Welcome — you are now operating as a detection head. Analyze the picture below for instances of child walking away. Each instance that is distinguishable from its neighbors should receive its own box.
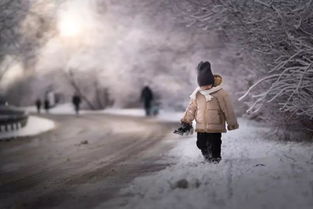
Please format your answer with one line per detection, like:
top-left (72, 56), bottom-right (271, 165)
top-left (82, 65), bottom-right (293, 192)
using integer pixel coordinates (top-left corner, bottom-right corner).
top-left (175, 61), bottom-right (239, 163)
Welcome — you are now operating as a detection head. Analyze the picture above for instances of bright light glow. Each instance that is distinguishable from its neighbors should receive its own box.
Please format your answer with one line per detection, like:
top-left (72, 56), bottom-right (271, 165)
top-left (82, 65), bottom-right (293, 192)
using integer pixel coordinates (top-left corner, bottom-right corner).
top-left (58, 14), bottom-right (82, 37)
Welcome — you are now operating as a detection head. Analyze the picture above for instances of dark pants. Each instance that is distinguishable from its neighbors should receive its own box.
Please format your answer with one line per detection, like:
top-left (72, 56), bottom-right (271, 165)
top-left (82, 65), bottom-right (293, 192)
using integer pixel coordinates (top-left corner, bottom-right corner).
top-left (74, 104), bottom-right (80, 115)
top-left (196, 132), bottom-right (222, 159)
top-left (144, 100), bottom-right (152, 116)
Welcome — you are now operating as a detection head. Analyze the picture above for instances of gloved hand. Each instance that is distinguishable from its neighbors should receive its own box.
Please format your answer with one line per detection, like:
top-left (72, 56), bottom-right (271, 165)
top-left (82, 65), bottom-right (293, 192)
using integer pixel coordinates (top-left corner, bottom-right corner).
top-left (227, 123), bottom-right (239, 130)
top-left (173, 122), bottom-right (194, 136)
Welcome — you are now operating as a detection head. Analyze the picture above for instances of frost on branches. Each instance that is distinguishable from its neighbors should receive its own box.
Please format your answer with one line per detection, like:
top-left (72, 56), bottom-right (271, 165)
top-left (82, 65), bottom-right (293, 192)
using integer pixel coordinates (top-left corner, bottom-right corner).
top-left (0, 0), bottom-right (56, 81)
top-left (171, 0), bottom-right (313, 130)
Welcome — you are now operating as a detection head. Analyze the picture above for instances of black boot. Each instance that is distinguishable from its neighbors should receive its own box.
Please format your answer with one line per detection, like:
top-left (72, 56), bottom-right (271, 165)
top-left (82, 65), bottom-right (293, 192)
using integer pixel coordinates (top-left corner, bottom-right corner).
top-left (201, 150), bottom-right (212, 162)
top-left (211, 134), bottom-right (222, 163)
top-left (211, 157), bottom-right (222, 164)
top-left (201, 143), bottom-right (213, 162)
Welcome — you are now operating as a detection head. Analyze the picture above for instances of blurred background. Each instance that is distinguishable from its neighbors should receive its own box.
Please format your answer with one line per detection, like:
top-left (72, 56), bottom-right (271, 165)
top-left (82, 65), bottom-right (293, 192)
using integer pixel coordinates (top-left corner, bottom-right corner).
top-left (0, 0), bottom-right (312, 137)
top-left (1, 1), bottom-right (313, 209)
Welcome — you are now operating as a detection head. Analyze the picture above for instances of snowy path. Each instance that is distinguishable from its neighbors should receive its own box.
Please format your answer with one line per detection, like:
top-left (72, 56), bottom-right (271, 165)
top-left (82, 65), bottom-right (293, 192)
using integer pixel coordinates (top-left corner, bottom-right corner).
top-left (110, 118), bottom-right (313, 209)
top-left (1, 112), bottom-right (312, 209)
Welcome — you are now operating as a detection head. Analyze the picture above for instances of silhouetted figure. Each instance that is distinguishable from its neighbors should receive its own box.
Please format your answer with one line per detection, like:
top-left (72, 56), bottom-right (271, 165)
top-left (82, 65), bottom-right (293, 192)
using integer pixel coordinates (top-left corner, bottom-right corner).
top-left (72, 94), bottom-right (81, 115)
top-left (140, 86), bottom-right (154, 116)
top-left (35, 99), bottom-right (42, 113)
top-left (44, 99), bottom-right (50, 113)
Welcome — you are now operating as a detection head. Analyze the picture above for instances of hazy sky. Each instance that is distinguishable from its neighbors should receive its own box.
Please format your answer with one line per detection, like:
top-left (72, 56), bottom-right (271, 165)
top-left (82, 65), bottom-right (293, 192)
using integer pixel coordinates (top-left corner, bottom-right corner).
top-left (3, 0), bottom-right (244, 108)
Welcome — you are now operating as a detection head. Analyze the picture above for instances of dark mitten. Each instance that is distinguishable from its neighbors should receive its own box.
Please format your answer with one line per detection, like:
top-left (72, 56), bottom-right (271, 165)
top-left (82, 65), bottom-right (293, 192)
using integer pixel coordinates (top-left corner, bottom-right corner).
top-left (174, 122), bottom-right (194, 136)
top-left (227, 123), bottom-right (239, 131)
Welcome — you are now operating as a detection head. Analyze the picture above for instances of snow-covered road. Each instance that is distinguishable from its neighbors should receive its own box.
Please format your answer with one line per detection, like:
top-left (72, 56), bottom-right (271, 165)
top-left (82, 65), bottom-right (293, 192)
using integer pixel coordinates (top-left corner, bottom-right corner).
top-left (0, 114), bottom-right (178, 209)
top-left (110, 118), bottom-right (313, 209)
top-left (1, 112), bottom-right (312, 209)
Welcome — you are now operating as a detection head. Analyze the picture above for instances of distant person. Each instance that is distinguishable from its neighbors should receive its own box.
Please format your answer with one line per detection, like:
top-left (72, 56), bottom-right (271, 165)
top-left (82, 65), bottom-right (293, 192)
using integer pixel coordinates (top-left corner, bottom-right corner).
top-left (72, 94), bottom-right (81, 115)
top-left (140, 85), bottom-right (154, 116)
top-left (44, 99), bottom-right (50, 113)
top-left (174, 61), bottom-right (239, 164)
top-left (35, 99), bottom-right (42, 113)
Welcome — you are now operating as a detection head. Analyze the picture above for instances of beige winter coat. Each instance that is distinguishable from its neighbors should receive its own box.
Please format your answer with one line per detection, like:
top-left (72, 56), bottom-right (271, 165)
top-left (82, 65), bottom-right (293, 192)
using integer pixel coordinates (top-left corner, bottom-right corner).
top-left (181, 75), bottom-right (239, 133)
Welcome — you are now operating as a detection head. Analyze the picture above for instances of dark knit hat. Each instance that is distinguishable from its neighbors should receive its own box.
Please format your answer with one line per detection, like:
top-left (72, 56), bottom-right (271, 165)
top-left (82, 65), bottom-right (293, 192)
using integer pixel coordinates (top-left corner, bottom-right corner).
top-left (197, 61), bottom-right (214, 86)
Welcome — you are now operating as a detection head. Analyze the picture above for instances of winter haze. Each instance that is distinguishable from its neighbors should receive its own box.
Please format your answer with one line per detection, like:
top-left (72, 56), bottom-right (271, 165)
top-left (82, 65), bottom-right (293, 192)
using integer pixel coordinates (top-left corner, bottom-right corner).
top-left (0, 0), bottom-right (313, 209)
top-left (1, 0), bottom-right (245, 110)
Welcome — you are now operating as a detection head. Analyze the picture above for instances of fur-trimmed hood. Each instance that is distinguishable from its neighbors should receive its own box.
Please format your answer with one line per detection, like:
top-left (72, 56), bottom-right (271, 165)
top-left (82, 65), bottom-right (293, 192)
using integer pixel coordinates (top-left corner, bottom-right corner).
top-left (213, 74), bottom-right (223, 87)
top-left (190, 74), bottom-right (223, 101)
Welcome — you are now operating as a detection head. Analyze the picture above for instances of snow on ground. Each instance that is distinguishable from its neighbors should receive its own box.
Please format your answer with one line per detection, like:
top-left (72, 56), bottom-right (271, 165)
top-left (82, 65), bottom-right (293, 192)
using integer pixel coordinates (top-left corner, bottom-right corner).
top-left (24, 104), bottom-right (183, 122)
top-left (103, 108), bottom-right (145, 117)
top-left (25, 104), bottom-right (146, 116)
top-left (0, 116), bottom-right (55, 140)
top-left (24, 103), bottom-right (76, 115)
top-left (112, 118), bottom-right (313, 209)
top-left (103, 108), bottom-right (183, 122)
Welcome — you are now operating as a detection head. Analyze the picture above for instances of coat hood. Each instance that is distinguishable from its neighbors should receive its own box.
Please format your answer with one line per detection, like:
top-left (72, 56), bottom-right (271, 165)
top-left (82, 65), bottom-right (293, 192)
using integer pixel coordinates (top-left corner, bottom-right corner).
top-left (190, 74), bottom-right (223, 101)
top-left (213, 74), bottom-right (223, 87)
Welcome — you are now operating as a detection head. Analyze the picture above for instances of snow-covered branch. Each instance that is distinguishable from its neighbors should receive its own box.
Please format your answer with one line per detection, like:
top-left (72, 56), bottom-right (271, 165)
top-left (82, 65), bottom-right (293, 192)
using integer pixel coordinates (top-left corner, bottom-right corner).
top-left (170, 0), bottom-right (313, 121)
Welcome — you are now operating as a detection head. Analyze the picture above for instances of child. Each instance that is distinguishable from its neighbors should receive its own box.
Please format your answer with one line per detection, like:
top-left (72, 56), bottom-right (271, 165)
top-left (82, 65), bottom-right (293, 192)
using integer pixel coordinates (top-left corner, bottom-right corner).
top-left (178, 61), bottom-right (239, 163)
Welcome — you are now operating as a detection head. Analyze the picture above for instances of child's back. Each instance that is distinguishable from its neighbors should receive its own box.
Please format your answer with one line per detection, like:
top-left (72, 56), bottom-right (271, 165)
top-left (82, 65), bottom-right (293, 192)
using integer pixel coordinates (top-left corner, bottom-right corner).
top-left (179, 61), bottom-right (239, 163)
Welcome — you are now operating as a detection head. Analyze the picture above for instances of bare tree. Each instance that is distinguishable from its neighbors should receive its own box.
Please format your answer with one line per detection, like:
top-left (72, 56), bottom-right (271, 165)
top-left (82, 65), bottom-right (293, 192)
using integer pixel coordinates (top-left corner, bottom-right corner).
top-left (0, 0), bottom-right (58, 85)
top-left (0, 0), bottom-right (29, 82)
top-left (64, 69), bottom-right (113, 110)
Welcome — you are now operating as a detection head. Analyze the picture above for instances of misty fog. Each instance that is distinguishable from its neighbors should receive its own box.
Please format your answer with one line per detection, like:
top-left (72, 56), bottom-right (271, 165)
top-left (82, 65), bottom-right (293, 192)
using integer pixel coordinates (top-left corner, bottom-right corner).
top-left (1, 0), bottom-right (247, 110)
top-left (1, 1), bottom-right (313, 208)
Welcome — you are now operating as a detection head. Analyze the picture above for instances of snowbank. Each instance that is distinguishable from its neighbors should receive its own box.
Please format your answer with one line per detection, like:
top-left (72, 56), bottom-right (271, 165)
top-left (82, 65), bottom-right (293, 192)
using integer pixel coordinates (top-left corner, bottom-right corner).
top-left (24, 104), bottom-right (184, 123)
top-left (25, 104), bottom-right (149, 116)
top-left (103, 108), bottom-right (183, 122)
top-left (0, 116), bottom-right (55, 140)
top-left (103, 108), bottom-right (146, 117)
top-left (113, 118), bottom-right (313, 209)
top-left (24, 103), bottom-right (75, 115)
